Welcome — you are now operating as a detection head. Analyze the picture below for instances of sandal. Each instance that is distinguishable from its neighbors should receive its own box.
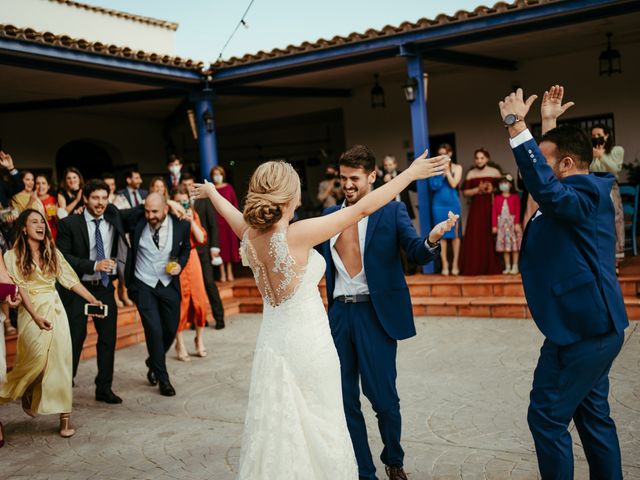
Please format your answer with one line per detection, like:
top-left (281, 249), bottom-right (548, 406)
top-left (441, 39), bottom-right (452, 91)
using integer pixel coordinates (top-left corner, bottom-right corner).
top-left (59, 413), bottom-right (75, 438)
top-left (194, 337), bottom-right (207, 358)
top-left (21, 391), bottom-right (36, 418)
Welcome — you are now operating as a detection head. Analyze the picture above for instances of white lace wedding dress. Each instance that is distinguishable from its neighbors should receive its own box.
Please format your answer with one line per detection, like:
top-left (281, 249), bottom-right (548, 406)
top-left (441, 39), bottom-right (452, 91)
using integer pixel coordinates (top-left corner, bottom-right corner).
top-left (237, 228), bottom-right (357, 479)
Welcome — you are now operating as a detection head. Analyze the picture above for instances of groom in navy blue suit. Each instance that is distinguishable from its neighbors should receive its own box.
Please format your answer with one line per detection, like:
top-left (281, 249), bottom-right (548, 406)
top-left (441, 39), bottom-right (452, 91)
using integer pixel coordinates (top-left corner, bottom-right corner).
top-left (500, 88), bottom-right (628, 479)
top-left (320, 145), bottom-right (457, 480)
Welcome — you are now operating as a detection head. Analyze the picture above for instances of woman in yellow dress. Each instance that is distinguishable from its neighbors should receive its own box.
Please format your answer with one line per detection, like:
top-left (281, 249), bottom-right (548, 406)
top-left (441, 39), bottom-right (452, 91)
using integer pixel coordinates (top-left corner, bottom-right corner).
top-left (10, 170), bottom-right (44, 214)
top-left (0, 209), bottom-right (102, 437)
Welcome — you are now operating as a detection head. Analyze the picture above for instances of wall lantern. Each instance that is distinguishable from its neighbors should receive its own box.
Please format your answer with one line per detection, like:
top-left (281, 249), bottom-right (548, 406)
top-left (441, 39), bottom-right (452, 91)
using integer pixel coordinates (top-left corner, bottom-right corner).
top-left (599, 32), bottom-right (621, 76)
top-left (370, 74), bottom-right (386, 108)
top-left (202, 109), bottom-right (215, 133)
top-left (403, 76), bottom-right (418, 102)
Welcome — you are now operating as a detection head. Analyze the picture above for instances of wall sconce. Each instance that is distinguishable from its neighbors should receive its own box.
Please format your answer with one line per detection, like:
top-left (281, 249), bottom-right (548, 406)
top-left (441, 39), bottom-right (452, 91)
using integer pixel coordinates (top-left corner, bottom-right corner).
top-left (599, 32), bottom-right (621, 76)
top-left (370, 74), bottom-right (385, 108)
top-left (403, 77), bottom-right (418, 102)
top-left (202, 109), bottom-right (215, 133)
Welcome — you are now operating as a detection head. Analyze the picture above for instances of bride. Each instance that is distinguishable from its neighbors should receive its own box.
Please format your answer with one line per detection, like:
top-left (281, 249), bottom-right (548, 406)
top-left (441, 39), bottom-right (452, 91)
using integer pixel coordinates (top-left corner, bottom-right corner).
top-left (191, 151), bottom-right (455, 479)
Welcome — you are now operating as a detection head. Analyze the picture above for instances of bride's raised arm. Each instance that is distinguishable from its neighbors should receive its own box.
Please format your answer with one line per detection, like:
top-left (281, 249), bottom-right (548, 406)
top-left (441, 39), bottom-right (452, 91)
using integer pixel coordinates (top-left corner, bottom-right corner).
top-left (191, 181), bottom-right (247, 238)
top-left (289, 151), bottom-right (449, 250)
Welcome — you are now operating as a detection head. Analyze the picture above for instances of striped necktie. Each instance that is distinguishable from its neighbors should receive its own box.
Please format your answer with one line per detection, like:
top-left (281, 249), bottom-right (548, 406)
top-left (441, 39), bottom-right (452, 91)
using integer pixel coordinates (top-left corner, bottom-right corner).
top-left (93, 218), bottom-right (109, 287)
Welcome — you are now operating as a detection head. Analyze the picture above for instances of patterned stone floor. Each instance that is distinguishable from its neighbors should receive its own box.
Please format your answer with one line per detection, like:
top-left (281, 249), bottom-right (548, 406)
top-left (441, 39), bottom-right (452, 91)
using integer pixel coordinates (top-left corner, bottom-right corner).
top-left (1, 316), bottom-right (638, 480)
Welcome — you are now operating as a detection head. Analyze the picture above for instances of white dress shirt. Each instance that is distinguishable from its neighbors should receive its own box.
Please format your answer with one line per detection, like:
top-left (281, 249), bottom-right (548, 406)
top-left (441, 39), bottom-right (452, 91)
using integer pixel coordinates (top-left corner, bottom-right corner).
top-left (330, 215), bottom-right (369, 298)
top-left (135, 215), bottom-right (174, 288)
top-left (83, 209), bottom-right (114, 281)
top-left (127, 187), bottom-right (143, 206)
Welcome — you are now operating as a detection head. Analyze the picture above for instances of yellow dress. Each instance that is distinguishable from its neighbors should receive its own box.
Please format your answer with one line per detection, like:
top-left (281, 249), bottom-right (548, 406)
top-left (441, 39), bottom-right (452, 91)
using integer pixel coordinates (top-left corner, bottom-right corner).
top-left (10, 192), bottom-right (45, 215)
top-left (0, 249), bottom-right (79, 415)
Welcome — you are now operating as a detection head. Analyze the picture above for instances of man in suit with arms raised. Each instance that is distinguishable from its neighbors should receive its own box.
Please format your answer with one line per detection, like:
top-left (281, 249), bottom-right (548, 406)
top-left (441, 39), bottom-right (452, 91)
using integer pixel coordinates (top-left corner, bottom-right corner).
top-left (499, 86), bottom-right (628, 479)
top-left (57, 179), bottom-right (128, 404)
top-left (125, 192), bottom-right (190, 396)
top-left (320, 145), bottom-right (457, 480)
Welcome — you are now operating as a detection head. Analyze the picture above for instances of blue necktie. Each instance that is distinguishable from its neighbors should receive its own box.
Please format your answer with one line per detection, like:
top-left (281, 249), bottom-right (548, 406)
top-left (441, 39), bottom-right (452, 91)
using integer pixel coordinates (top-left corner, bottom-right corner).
top-left (93, 218), bottom-right (109, 287)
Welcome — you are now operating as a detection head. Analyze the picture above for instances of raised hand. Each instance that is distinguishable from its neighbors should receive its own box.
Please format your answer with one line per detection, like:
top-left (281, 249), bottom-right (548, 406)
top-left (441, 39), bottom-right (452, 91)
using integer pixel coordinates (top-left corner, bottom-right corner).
top-left (541, 85), bottom-right (575, 122)
top-left (408, 149), bottom-right (449, 181)
top-left (498, 88), bottom-right (538, 124)
top-left (428, 211), bottom-right (459, 244)
top-left (0, 151), bottom-right (15, 170)
top-left (190, 180), bottom-right (216, 200)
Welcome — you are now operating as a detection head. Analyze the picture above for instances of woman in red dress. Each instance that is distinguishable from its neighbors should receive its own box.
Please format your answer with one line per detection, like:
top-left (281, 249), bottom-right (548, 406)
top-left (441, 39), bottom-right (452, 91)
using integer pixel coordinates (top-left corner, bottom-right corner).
top-left (35, 175), bottom-right (58, 239)
top-left (172, 187), bottom-right (209, 361)
top-left (210, 166), bottom-right (240, 282)
top-left (460, 148), bottom-right (503, 275)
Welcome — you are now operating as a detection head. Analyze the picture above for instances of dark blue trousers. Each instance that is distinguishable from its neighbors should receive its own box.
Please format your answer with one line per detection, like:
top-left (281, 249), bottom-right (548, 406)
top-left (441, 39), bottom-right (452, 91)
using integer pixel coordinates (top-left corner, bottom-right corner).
top-left (528, 330), bottom-right (624, 480)
top-left (129, 279), bottom-right (180, 383)
top-left (329, 301), bottom-right (403, 480)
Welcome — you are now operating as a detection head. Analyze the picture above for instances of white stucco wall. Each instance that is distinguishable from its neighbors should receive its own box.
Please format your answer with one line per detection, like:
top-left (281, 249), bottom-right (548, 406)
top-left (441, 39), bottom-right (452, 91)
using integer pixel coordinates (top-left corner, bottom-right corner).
top-left (0, 0), bottom-right (176, 54)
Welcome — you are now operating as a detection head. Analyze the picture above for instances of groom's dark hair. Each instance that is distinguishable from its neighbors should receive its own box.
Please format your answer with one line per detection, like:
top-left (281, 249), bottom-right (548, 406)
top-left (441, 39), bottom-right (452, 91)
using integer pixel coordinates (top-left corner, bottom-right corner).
top-left (540, 125), bottom-right (592, 169)
top-left (339, 145), bottom-right (376, 173)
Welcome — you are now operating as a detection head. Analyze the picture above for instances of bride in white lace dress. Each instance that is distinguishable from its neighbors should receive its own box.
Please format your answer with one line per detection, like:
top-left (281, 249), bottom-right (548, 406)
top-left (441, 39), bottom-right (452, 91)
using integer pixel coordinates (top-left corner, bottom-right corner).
top-left (191, 152), bottom-right (453, 479)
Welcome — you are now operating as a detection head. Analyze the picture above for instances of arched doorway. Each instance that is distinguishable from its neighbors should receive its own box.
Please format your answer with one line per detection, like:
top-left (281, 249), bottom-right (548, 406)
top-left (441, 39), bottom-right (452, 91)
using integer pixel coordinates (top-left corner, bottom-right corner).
top-left (55, 140), bottom-right (114, 182)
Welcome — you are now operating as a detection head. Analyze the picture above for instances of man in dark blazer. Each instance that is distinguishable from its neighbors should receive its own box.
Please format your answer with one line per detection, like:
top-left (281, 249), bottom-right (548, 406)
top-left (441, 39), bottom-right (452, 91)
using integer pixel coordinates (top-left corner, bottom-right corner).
top-left (57, 179), bottom-right (128, 404)
top-left (499, 88), bottom-right (628, 479)
top-left (320, 145), bottom-right (457, 480)
top-left (117, 167), bottom-right (148, 208)
top-left (179, 173), bottom-right (225, 329)
top-left (123, 192), bottom-right (190, 396)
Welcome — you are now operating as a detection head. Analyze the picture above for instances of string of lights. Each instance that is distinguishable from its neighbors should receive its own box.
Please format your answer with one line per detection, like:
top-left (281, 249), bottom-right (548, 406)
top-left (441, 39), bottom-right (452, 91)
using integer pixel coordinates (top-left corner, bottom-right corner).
top-left (216, 0), bottom-right (256, 62)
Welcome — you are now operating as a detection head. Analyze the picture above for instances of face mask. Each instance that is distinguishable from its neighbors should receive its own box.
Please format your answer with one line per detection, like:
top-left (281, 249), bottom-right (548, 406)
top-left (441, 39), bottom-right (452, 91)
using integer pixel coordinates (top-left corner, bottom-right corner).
top-left (169, 165), bottom-right (181, 176)
top-left (213, 174), bottom-right (224, 184)
top-left (499, 183), bottom-right (510, 193)
top-left (179, 199), bottom-right (190, 210)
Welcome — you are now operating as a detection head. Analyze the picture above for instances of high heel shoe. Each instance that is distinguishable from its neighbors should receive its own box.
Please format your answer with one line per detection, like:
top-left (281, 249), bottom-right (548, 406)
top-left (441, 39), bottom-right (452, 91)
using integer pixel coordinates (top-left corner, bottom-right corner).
top-left (194, 337), bottom-right (207, 358)
top-left (59, 413), bottom-right (75, 438)
top-left (0, 421), bottom-right (5, 448)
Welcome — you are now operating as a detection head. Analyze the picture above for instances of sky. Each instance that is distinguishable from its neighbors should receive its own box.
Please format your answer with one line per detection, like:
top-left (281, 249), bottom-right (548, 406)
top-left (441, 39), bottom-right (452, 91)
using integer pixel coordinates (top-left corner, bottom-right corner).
top-left (90, 0), bottom-right (484, 62)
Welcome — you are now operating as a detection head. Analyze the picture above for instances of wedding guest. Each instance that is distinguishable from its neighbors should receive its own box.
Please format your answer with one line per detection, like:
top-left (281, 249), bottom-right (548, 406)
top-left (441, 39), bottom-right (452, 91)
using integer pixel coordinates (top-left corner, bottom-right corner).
top-left (58, 167), bottom-right (85, 218)
top-left (317, 164), bottom-right (342, 209)
top-left (124, 193), bottom-right (190, 396)
top-left (382, 155), bottom-right (416, 219)
top-left (167, 155), bottom-right (183, 190)
top-left (10, 171), bottom-right (44, 215)
top-left (149, 176), bottom-right (169, 201)
top-left (211, 166), bottom-right (239, 282)
top-left (171, 186), bottom-right (208, 360)
top-left (460, 149), bottom-right (502, 275)
top-left (0, 209), bottom-right (102, 437)
top-left (591, 124), bottom-right (625, 268)
top-left (499, 86), bottom-right (627, 480)
top-left (179, 174), bottom-right (225, 330)
top-left (117, 168), bottom-right (147, 208)
top-left (0, 151), bottom-right (25, 209)
top-left (429, 143), bottom-right (462, 275)
top-left (491, 174), bottom-right (521, 274)
top-left (57, 180), bottom-right (129, 404)
top-left (35, 175), bottom-right (58, 239)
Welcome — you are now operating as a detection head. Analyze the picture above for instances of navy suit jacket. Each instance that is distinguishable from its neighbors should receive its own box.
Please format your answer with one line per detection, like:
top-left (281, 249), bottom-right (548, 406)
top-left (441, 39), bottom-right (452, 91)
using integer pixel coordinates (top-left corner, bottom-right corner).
top-left (515, 136), bottom-right (628, 345)
top-left (320, 201), bottom-right (437, 340)
top-left (122, 209), bottom-right (190, 292)
top-left (117, 188), bottom-right (148, 208)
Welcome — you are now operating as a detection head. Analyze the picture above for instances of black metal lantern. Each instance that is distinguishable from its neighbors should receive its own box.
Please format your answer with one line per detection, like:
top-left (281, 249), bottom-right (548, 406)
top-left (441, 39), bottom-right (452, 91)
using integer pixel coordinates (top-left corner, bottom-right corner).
top-left (599, 33), bottom-right (622, 76)
top-left (403, 77), bottom-right (418, 102)
top-left (202, 109), bottom-right (215, 133)
top-left (370, 74), bottom-right (385, 108)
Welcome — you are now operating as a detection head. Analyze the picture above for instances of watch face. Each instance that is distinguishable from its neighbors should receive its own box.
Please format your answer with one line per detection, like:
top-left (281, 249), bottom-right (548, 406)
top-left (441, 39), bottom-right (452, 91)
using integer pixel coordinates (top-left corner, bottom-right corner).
top-left (504, 113), bottom-right (517, 126)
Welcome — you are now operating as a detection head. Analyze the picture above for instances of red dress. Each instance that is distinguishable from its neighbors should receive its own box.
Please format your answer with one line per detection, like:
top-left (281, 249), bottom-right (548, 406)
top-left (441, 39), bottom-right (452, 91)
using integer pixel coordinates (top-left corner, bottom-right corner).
top-left (178, 212), bottom-right (209, 331)
top-left (215, 184), bottom-right (240, 263)
top-left (460, 177), bottom-right (502, 275)
top-left (40, 194), bottom-right (58, 239)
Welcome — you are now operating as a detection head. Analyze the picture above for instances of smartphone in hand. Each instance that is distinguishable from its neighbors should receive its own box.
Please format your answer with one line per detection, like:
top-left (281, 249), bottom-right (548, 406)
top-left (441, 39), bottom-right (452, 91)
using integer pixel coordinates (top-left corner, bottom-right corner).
top-left (84, 303), bottom-right (108, 318)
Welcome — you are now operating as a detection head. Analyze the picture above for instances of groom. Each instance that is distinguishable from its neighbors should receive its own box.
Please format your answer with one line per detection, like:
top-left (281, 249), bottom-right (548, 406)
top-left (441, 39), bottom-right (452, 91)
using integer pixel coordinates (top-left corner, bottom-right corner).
top-left (320, 145), bottom-right (457, 480)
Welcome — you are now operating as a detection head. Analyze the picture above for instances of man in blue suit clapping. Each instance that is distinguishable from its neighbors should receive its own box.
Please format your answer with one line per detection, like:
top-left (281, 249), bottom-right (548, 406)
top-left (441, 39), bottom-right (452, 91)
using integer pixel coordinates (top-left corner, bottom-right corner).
top-left (499, 87), bottom-right (628, 479)
top-left (320, 145), bottom-right (458, 480)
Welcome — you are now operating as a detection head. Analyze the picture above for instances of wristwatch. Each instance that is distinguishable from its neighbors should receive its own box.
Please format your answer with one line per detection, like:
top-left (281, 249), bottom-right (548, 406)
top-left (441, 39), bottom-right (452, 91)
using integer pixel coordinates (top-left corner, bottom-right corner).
top-left (503, 113), bottom-right (522, 128)
top-left (427, 238), bottom-right (440, 249)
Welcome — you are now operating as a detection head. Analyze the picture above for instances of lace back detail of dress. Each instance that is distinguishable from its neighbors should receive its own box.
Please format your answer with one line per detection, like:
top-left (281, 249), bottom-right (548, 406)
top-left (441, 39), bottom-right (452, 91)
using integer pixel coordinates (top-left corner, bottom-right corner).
top-left (241, 229), bottom-right (306, 308)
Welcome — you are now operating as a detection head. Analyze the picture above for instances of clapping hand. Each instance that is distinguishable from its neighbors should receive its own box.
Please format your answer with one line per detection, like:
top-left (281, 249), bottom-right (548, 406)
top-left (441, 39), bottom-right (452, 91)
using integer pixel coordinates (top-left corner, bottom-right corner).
top-left (0, 151), bottom-right (15, 171)
top-left (428, 211), bottom-right (459, 244)
top-left (409, 150), bottom-right (449, 181)
top-left (190, 180), bottom-right (216, 200)
top-left (498, 88), bottom-right (538, 132)
top-left (541, 85), bottom-right (574, 122)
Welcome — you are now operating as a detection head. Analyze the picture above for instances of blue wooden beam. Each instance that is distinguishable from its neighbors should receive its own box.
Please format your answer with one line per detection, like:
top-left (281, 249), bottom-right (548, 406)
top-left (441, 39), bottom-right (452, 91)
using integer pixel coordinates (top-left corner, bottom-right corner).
top-left (212, 0), bottom-right (639, 85)
top-left (217, 85), bottom-right (351, 98)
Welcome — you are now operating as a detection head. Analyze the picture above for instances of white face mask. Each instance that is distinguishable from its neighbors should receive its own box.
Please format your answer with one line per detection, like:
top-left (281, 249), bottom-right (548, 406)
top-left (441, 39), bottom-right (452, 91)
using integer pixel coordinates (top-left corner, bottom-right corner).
top-left (213, 174), bottom-right (224, 184)
top-left (169, 165), bottom-right (181, 176)
top-left (499, 183), bottom-right (510, 193)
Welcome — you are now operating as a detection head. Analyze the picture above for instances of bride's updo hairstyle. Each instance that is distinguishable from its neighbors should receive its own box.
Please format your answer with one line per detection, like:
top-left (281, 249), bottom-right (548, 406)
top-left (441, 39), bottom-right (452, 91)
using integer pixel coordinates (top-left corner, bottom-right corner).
top-left (243, 161), bottom-right (301, 231)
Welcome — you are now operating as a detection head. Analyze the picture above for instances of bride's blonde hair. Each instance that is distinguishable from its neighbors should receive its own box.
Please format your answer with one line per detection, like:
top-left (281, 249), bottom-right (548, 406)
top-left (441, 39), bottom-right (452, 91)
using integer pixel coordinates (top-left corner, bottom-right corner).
top-left (243, 161), bottom-right (301, 231)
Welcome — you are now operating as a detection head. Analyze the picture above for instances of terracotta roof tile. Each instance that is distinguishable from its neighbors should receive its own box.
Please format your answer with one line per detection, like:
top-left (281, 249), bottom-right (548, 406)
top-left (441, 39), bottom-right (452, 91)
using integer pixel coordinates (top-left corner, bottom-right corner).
top-left (0, 24), bottom-right (204, 71)
top-left (49, 0), bottom-right (178, 31)
top-left (212, 0), bottom-right (556, 69)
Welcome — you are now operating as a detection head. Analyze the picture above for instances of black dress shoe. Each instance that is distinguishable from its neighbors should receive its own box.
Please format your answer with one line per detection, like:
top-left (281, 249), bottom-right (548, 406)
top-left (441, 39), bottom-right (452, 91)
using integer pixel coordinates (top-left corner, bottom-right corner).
top-left (145, 359), bottom-right (158, 386)
top-left (214, 319), bottom-right (225, 330)
top-left (95, 390), bottom-right (123, 404)
top-left (158, 381), bottom-right (176, 397)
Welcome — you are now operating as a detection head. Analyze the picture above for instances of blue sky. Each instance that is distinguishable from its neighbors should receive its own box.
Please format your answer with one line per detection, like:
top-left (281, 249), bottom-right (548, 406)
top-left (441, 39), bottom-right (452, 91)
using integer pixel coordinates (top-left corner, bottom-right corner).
top-left (91, 0), bottom-right (484, 62)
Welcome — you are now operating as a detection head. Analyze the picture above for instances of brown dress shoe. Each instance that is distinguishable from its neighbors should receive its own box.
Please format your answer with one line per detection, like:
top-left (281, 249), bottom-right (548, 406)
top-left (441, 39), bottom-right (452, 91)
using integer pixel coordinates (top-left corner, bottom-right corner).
top-left (385, 465), bottom-right (408, 480)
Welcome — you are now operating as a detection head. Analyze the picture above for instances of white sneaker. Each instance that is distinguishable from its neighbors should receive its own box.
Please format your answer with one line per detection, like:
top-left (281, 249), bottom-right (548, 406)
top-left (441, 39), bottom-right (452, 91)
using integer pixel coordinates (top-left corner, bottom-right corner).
top-left (502, 267), bottom-right (511, 274)
top-left (510, 264), bottom-right (519, 275)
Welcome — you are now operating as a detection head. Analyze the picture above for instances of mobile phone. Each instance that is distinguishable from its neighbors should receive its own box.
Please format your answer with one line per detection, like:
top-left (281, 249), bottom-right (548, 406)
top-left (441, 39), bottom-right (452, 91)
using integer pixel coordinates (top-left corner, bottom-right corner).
top-left (84, 303), bottom-right (108, 317)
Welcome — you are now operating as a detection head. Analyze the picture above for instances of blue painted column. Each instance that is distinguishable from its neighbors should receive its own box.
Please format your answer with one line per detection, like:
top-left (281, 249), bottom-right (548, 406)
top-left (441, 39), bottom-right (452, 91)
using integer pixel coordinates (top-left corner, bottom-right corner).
top-left (404, 49), bottom-right (433, 273)
top-left (191, 89), bottom-right (219, 181)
